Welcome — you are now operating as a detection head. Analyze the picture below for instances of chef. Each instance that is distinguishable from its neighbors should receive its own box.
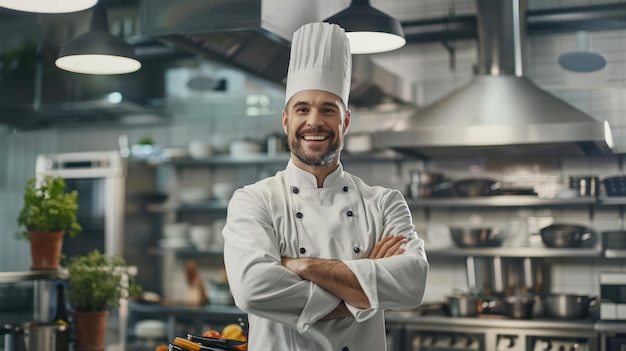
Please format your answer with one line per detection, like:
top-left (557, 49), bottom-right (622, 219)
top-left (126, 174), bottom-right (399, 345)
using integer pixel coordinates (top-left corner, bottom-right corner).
top-left (222, 22), bottom-right (429, 351)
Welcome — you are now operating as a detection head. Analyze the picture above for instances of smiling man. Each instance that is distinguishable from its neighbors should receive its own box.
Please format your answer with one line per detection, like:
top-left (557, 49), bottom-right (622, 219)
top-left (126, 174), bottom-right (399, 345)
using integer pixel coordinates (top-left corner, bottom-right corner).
top-left (222, 22), bottom-right (429, 351)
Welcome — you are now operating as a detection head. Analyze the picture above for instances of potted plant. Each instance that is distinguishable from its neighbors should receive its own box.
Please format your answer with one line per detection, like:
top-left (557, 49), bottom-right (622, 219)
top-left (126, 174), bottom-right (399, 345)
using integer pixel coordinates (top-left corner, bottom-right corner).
top-left (17, 175), bottom-right (82, 270)
top-left (65, 250), bottom-right (142, 351)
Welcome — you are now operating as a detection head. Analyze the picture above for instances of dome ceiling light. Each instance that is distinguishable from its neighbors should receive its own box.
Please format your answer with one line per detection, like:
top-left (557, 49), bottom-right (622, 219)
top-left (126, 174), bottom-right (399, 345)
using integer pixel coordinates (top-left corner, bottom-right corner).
top-left (324, 0), bottom-right (406, 54)
top-left (55, 6), bottom-right (141, 75)
top-left (0, 0), bottom-right (97, 13)
top-left (558, 31), bottom-right (607, 73)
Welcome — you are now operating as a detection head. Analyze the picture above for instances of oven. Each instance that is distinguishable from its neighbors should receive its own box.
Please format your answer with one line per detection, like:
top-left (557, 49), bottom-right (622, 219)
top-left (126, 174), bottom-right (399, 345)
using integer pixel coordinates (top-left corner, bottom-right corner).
top-left (35, 151), bottom-right (126, 258)
top-left (35, 151), bottom-right (129, 351)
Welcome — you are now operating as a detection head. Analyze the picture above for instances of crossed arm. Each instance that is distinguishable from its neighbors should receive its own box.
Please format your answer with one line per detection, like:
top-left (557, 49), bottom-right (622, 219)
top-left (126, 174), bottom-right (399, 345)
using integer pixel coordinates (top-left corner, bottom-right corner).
top-left (281, 234), bottom-right (408, 319)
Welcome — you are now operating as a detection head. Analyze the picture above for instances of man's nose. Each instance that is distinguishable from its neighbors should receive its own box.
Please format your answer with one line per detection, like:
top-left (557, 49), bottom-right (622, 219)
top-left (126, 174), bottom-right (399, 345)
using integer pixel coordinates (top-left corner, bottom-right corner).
top-left (306, 109), bottom-right (323, 126)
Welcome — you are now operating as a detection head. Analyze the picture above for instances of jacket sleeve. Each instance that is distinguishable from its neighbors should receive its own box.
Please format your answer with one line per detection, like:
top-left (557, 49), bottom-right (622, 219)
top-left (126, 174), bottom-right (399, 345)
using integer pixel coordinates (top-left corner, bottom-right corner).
top-left (223, 187), bottom-right (340, 334)
top-left (342, 189), bottom-right (429, 321)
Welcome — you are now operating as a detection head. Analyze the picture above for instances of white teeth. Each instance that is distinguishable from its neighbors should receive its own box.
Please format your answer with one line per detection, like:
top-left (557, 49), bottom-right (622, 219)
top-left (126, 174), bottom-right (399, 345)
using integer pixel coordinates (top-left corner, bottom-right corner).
top-left (303, 135), bottom-right (327, 141)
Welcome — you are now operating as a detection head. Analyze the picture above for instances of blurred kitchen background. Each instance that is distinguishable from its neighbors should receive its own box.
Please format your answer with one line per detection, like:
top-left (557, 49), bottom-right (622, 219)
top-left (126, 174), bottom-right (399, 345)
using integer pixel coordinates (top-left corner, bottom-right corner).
top-left (1, 0), bottom-right (626, 350)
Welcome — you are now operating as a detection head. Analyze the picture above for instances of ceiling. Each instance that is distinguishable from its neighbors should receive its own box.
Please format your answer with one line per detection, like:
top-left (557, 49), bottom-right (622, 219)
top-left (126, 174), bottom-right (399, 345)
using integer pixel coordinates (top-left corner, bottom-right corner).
top-left (0, 0), bottom-right (625, 130)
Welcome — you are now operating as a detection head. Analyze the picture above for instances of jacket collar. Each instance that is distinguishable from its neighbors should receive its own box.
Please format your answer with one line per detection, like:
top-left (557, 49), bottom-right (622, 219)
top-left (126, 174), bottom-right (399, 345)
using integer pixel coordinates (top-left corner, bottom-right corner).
top-left (286, 159), bottom-right (345, 188)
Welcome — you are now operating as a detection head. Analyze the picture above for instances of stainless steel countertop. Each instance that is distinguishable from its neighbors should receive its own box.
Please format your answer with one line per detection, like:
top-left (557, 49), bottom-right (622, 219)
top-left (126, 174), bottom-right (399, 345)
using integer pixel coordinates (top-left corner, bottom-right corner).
top-left (385, 311), bottom-right (626, 334)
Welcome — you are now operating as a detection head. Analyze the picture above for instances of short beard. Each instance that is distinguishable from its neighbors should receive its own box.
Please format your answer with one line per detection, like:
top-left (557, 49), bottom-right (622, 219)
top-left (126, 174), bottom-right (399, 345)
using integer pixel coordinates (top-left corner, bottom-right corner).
top-left (289, 130), bottom-right (342, 166)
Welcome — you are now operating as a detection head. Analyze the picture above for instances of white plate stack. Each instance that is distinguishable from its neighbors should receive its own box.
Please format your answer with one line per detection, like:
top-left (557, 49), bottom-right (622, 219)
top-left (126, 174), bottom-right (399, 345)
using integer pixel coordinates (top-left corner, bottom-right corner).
top-left (159, 222), bottom-right (191, 249)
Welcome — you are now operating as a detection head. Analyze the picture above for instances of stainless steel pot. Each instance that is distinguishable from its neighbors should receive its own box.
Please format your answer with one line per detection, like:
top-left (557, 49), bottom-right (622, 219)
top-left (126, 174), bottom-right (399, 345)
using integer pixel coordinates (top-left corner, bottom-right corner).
top-left (503, 295), bottom-right (535, 319)
top-left (449, 227), bottom-right (504, 248)
top-left (445, 294), bottom-right (482, 317)
top-left (543, 293), bottom-right (597, 319)
top-left (2, 322), bottom-right (68, 351)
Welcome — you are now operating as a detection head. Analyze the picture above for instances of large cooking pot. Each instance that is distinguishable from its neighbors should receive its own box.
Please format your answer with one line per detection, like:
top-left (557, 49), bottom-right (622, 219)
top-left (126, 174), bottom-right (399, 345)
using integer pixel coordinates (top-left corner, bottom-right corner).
top-left (449, 227), bottom-right (504, 248)
top-left (1, 322), bottom-right (68, 351)
top-left (445, 294), bottom-right (482, 317)
top-left (481, 294), bottom-right (536, 319)
top-left (539, 224), bottom-right (596, 248)
top-left (543, 293), bottom-right (597, 319)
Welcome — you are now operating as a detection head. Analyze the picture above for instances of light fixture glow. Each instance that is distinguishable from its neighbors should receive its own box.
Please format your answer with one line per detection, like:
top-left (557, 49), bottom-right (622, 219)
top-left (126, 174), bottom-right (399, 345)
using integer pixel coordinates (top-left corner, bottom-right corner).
top-left (346, 32), bottom-right (406, 55)
top-left (0, 0), bottom-right (97, 13)
top-left (56, 55), bottom-right (141, 75)
top-left (324, 0), bottom-right (406, 55)
top-left (107, 92), bottom-right (123, 104)
top-left (55, 6), bottom-right (141, 75)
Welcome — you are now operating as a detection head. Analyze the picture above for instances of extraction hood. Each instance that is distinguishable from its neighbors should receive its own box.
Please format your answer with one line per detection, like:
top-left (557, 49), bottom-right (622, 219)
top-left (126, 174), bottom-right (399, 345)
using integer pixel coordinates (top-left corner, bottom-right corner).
top-left (375, 0), bottom-right (614, 160)
top-left (139, 0), bottom-right (414, 109)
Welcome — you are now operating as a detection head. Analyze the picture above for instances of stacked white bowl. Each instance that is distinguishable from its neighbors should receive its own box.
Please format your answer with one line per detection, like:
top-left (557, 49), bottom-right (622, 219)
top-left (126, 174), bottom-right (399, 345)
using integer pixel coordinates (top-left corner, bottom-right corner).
top-left (159, 222), bottom-right (191, 248)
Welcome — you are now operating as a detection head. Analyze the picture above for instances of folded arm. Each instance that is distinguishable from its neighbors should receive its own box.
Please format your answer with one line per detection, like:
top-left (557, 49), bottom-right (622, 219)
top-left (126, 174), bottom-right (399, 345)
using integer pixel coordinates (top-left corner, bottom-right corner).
top-left (282, 235), bottom-right (407, 318)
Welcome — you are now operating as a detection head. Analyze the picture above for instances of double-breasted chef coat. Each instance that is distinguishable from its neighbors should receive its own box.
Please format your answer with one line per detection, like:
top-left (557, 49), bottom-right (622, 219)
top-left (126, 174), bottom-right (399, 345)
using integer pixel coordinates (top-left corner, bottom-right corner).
top-left (223, 160), bottom-right (429, 351)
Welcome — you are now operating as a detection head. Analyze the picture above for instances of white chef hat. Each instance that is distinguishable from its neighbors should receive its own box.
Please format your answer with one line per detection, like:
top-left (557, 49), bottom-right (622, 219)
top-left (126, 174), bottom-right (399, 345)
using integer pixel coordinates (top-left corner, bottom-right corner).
top-left (284, 22), bottom-right (352, 107)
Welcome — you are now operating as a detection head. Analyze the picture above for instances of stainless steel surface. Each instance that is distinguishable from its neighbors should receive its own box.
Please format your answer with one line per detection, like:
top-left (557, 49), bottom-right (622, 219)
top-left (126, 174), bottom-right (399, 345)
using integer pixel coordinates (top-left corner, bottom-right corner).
top-left (385, 312), bottom-right (596, 332)
top-left (140, 0), bottom-right (414, 109)
top-left (428, 246), bottom-right (602, 258)
top-left (0, 270), bottom-right (68, 283)
top-left (374, 0), bottom-right (613, 159)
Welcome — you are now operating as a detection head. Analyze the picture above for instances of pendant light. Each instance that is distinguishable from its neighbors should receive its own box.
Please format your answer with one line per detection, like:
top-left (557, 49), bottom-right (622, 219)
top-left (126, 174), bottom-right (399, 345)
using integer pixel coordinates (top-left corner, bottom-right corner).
top-left (55, 6), bottom-right (141, 75)
top-left (324, 0), bottom-right (406, 54)
top-left (0, 0), bottom-right (97, 13)
top-left (558, 31), bottom-right (606, 73)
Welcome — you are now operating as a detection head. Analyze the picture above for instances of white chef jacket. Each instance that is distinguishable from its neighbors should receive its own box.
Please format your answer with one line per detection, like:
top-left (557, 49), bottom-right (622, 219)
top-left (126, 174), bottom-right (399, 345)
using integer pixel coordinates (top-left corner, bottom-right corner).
top-left (223, 160), bottom-right (429, 351)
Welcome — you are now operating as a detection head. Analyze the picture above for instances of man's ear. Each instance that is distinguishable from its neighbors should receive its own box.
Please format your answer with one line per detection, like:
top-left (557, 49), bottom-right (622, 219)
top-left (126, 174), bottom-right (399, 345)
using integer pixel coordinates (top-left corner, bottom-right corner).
top-left (282, 110), bottom-right (288, 134)
top-left (343, 110), bottom-right (351, 135)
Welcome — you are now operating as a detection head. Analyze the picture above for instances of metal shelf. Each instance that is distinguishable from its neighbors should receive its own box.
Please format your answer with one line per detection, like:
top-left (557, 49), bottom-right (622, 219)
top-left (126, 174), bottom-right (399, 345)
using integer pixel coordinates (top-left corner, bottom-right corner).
top-left (408, 196), bottom-right (597, 208)
top-left (157, 151), bottom-right (408, 167)
top-left (147, 200), bottom-right (229, 213)
top-left (148, 247), bottom-right (224, 257)
top-left (0, 269), bottom-right (68, 283)
top-left (427, 246), bottom-right (602, 258)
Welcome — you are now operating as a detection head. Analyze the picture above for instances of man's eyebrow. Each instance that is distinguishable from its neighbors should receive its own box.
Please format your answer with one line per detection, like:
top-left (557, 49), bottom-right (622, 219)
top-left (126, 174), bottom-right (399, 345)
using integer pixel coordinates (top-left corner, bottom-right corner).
top-left (291, 101), bottom-right (310, 109)
top-left (320, 102), bottom-right (340, 109)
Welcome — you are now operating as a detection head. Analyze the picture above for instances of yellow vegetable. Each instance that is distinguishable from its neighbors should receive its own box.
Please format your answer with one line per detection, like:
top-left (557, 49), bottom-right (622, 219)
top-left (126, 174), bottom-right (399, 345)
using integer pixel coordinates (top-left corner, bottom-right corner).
top-left (222, 324), bottom-right (246, 342)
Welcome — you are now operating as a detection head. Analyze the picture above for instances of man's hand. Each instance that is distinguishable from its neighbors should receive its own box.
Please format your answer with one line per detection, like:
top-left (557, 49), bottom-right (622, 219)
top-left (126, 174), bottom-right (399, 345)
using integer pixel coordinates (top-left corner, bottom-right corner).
top-left (368, 235), bottom-right (407, 259)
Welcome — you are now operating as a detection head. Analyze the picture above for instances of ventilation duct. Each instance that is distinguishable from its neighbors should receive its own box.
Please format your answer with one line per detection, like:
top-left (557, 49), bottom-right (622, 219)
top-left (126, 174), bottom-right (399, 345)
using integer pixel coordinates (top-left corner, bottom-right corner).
top-left (139, 0), bottom-right (415, 109)
top-left (374, 0), bottom-right (614, 160)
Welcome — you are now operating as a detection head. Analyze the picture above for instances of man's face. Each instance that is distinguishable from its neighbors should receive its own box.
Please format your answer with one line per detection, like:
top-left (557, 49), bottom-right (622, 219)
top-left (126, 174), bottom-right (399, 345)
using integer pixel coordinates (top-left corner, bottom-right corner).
top-left (282, 90), bottom-right (350, 167)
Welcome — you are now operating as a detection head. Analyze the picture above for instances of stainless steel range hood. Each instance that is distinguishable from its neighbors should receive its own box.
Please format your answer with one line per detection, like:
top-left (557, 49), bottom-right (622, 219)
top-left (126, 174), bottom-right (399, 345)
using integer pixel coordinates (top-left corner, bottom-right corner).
top-left (139, 0), bottom-right (414, 109)
top-left (375, 0), bottom-right (614, 160)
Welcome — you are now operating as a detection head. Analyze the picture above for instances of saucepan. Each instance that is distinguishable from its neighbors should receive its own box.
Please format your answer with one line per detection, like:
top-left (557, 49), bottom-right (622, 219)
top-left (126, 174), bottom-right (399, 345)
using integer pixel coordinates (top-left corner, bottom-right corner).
top-left (542, 293), bottom-right (597, 319)
top-left (444, 294), bottom-right (483, 317)
top-left (1, 322), bottom-right (68, 351)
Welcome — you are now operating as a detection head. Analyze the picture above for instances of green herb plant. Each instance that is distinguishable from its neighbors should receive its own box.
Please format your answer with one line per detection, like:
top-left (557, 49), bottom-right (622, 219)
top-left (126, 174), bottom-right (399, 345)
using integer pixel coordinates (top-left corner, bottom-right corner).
top-left (17, 175), bottom-right (82, 239)
top-left (66, 250), bottom-right (142, 312)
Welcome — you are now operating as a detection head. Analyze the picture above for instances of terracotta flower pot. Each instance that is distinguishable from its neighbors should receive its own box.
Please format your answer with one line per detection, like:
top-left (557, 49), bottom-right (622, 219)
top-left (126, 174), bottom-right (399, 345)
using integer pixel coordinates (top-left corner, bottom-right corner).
top-left (73, 310), bottom-right (109, 351)
top-left (28, 231), bottom-right (64, 270)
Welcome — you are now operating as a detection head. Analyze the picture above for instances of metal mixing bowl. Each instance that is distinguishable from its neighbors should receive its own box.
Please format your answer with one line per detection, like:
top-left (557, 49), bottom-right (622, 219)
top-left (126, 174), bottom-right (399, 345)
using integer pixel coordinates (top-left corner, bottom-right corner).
top-left (449, 228), bottom-right (504, 248)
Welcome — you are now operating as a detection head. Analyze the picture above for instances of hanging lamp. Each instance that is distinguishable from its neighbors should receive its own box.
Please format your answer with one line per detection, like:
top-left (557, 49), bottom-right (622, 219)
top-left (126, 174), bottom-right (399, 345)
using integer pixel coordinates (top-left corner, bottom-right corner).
top-left (558, 31), bottom-right (606, 73)
top-left (0, 0), bottom-right (97, 13)
top-left (55, 6), bottom-right (141, 75)
top-left (324, 0), bottom-right (406, 54)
